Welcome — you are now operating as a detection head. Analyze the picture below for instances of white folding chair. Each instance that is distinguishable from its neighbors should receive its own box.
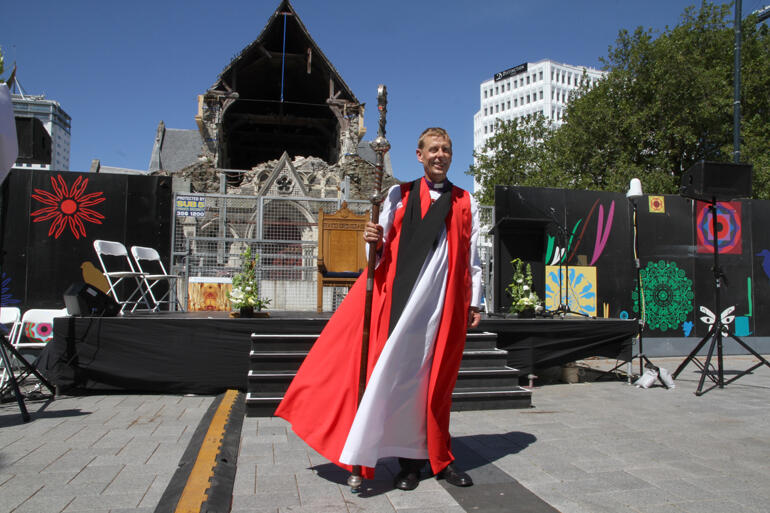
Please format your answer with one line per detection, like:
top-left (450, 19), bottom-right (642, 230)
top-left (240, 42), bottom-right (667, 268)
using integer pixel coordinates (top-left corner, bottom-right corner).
top-left (2, 307), bottom-right (67, 394)
top-left (8, 307), bottom-right (69, 372)
top-left (130, 246), bottom-right (182, 311)
top-left (93, 240), bottom-right (151, 313)
top-left (0, 306), bottom-right (22, 390)
top-left (1, 306), bottom-right (21, 344)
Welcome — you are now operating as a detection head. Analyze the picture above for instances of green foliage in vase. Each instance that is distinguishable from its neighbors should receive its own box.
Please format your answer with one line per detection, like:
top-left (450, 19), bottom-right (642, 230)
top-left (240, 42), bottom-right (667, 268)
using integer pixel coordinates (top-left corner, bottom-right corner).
top-left (506, 258), bottom-right (540, 313)
top-left (228, 246), bottom-right (271, 311)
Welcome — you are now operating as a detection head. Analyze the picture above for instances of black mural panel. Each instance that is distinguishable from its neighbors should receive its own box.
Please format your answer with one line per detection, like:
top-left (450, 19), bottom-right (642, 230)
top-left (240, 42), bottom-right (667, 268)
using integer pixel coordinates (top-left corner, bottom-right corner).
top-left (492, 187), bottom-right (770, 340)
top-left (1, 173), bottom-right (28, 309)
top-left (689, 199), bottom-right (753, 339)
top-left (494, 186), bottom-right (634, 318)
top-left (1, 170), bottom-right (172, 311)
top-left (562, 189), bottom-right (633, 319)
top-left (636, 195), bottom-right (697, 338)
top-left (751, 200), bottom-right (770, 336)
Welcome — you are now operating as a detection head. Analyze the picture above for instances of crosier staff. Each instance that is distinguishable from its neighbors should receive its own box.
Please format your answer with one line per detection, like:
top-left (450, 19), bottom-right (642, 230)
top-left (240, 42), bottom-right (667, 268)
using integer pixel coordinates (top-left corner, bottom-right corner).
top-left (348, 84), bottom-right (390, 492)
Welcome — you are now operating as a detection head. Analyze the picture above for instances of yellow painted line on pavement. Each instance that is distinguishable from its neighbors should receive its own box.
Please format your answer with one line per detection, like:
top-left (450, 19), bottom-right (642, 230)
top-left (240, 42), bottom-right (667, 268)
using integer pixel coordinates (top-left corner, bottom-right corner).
top-left (174, 389), bottom-right (239, 513)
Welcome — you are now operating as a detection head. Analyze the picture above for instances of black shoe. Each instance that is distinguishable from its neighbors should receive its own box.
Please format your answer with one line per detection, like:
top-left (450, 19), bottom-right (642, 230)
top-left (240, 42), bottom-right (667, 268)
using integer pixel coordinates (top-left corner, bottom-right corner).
top-left (436, 463), bottom-right (473, 487)
top-left (394, 469), bottom-right (420, 491)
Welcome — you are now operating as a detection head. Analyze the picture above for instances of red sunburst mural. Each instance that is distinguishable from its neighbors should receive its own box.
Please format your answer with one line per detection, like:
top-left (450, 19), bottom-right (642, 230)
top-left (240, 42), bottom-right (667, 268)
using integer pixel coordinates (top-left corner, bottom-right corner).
top-left (30, 174), bottom-right (106, 239)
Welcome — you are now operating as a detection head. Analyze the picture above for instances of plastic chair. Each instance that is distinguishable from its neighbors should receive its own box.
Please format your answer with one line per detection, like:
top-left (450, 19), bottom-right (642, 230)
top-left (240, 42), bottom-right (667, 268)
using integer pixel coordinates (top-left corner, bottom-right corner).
top-left (93, 240), bottom-right (151, 313)
top-left (130, 246), bottom-right (182, 311)
top-left (0, 306), bottom-right (22, 390)
top-left (0, 306), bottom-right (21, 344)
top-left (8, 307), bottom-right (69, 375)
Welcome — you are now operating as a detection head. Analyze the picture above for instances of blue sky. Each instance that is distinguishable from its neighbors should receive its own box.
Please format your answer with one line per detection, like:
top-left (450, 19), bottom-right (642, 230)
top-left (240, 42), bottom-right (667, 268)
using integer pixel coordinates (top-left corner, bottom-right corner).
top-left (1, 0), bottom-right (753, 192)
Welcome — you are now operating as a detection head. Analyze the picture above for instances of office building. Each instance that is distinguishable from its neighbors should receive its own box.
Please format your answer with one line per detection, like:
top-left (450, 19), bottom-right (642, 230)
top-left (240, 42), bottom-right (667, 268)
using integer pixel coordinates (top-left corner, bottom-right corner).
top-left (474, 59), bottom-right (605, 151)
top-left (12, 92), bottom-right (71, 171)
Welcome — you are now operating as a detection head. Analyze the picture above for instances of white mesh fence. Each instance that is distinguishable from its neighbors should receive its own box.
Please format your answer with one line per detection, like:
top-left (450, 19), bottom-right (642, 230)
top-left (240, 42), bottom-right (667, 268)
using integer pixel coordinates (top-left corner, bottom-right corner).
top-left (171, 192), bottom-right (494, 312)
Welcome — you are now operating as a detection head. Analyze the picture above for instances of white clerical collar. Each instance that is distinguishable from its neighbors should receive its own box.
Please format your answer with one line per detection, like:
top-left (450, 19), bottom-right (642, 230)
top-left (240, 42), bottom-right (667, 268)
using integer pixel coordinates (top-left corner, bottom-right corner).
top-left (424, 177), bottom-right (450, 191)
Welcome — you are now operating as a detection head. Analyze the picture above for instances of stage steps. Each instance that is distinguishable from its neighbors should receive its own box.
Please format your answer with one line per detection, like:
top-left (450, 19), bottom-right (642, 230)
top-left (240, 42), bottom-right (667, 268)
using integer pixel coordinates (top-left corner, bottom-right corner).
top-left (246, 330), bottom-right (531, 417)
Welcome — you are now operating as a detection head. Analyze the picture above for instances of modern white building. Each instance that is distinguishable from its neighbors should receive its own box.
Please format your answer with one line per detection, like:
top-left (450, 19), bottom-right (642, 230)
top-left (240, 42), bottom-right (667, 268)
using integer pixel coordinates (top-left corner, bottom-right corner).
top-left (473, 59), bottom-right (606, 153)
top-left (11, 92), bottom-right (71, 171)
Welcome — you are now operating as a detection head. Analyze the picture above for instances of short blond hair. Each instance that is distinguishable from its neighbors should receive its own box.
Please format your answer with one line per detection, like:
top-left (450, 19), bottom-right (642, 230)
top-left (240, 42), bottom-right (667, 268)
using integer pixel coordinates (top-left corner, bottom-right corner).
top-left (417, 127), bottom-right (452, 149)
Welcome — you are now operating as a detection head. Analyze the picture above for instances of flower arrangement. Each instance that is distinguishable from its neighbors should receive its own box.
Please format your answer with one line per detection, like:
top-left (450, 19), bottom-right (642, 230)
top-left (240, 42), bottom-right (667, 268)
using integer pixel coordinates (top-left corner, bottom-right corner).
top-left (228, 246), bottom-right (270, 312)
top-left (506, 258), bottom-right (541, 314)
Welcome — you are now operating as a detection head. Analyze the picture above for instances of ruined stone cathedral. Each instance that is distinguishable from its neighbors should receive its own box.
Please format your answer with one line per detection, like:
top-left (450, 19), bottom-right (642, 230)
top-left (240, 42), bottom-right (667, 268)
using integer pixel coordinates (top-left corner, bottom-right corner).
top-left (149, 0), bottom-right (398, 200)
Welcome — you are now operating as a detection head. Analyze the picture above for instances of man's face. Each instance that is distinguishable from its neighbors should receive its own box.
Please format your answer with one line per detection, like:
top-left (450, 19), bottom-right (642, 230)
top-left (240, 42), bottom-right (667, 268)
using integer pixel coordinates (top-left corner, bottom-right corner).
top-left (417, 135), bottom-right (452, 184)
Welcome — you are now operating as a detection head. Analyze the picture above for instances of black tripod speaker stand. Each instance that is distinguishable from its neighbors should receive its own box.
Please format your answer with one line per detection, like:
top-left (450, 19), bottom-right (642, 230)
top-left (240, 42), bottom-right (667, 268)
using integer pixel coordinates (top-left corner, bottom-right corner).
top-left (672, 198), bottom-right (770, 395)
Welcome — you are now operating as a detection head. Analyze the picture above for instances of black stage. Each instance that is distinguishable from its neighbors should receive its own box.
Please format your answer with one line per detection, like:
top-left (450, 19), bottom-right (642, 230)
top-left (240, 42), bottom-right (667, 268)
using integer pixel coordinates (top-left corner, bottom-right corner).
top-left (42, 312), bottom-right (635, 395)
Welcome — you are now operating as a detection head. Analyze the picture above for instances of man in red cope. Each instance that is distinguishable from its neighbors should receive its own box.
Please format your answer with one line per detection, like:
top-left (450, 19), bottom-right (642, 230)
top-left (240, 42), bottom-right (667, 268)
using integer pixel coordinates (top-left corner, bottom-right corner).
top-left (275, 127), bottom-right (482, 491)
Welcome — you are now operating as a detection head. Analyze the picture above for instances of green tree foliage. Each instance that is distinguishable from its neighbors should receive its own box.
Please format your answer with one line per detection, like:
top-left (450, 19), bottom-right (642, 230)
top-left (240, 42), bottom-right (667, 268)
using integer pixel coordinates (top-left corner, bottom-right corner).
top-left (469, 2), bottom-right (770, 201)
top-left (468, 115), bottom-right (560, 205)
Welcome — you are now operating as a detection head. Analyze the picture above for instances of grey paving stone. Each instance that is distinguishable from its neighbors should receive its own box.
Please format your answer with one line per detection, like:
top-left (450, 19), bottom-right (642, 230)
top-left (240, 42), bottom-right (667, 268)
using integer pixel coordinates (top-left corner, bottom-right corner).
top-left (297, 484), bottom-right (347, 508)
top-left (667, 499), bottom-right (760, 513)
top-left (278, 505), bottom-right (349, 513)
top-left (652, 478), bottom-right (720, 501)
top-left (255, 473), bottom-right (299, 493)
top-left (238, 441), bottom-right (275, 464)
top-left (273, 447), bottom-right (310, 465)
top-left (62, 492), bottom-right (143, 511)
top-left (0, 479), bottom-right (44, 501)
top-left (42, 448), bottom-right (111, 473)
top-left (231, 505), bottom-right (278, 513)
top-left (148, 423), bottom-right (188, 441)
top-left (340, 490), bottom-right (397, 512)
top-left (561, 490), bottom-right (644, 513)
top-left (257, 459), bottom-right (313, 475)
top-left (385, 488), bottom-right (458, 509)
top-left (0, 495), bottom-right (27, 513)
top-left (68, 463), bottom-right (123, 486)
top-left (394, 507), bottom-right (465, 513)
top-left (39, 481), bottom-right (108, 497)
top-left (0, 356), bottom-right (767, 513)
top-left (64, 428), bottom-right (110, 447)
top-left (142, 441), bottom-right (187, 467)
top-left (10, 492), bottom-right (76, 513)
top-left (90, 430), bottom-right (134, 450)
top-left (136, 480), bottom-right (167, 509)
top-left (101, 468), bottom-right (156, 495)
top-left (114, 438), bottom-right (160, 462)
top-left (231, 490), bottom-right (300, 511)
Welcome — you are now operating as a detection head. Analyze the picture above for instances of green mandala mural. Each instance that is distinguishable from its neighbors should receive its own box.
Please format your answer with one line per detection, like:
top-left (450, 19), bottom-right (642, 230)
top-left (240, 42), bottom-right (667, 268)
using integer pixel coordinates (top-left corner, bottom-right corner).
top-left (632, 260), bottom-right (694, 331)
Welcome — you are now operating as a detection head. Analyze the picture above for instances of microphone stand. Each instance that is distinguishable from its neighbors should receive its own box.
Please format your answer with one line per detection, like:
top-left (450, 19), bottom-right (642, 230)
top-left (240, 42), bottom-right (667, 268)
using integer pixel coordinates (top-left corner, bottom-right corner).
top-left (547, 207), bottom-right (587, 318)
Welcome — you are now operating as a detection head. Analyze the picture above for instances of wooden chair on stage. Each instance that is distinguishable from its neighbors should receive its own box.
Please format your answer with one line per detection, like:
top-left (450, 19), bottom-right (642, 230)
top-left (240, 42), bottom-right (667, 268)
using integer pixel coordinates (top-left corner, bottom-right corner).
top-left (317, 202), bottom-right (369, 312)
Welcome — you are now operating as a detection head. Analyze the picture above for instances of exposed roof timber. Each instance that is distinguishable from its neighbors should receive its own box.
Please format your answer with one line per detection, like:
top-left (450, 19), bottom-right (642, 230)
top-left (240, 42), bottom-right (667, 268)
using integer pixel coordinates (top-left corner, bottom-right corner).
top-left (257, 43), bottom-right (273, 59)
top-left (229, 133), bottom-right (326, 146)
top-left (239, 52), bottom-right (323, 75)
top-left (211, 0), bottom-right (357, 102)
top-left (227, 113), bottom-right (333, 134)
